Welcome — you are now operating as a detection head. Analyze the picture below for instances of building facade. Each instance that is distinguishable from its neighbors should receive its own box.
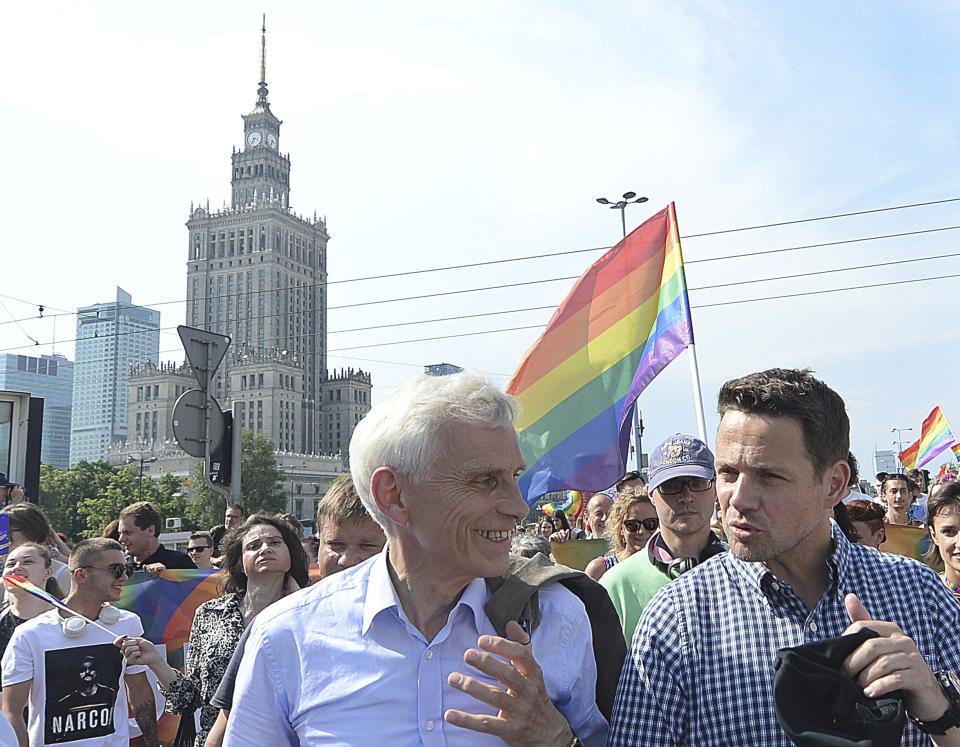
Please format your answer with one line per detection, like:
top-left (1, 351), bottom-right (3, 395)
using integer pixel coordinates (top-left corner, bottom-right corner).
top-left (873, 449), bottom-right (900, 476)
top-left (70, 288), bottom-right (160, 465)
top-left (128, 361), bottom-right (196, 446)
top-left (320, 368), bottom-right (372, 456)
top-left (183, 34), bottom-right (339, 454)
top-left (424, 363), bottom-right (463, 377)
top-left (0, 354), bottom-right (73, 470)
top-left (111, 27), bottom-right (371, 508)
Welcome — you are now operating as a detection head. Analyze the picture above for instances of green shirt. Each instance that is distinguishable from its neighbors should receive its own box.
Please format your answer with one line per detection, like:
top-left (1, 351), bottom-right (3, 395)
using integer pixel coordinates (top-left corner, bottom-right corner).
top-left (600, 549), bottom-right (671, 643)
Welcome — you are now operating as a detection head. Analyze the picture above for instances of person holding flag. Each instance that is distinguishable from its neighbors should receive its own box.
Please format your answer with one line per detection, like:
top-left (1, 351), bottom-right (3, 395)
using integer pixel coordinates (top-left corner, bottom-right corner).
top-left (1, 537), bottom-right (158, 746)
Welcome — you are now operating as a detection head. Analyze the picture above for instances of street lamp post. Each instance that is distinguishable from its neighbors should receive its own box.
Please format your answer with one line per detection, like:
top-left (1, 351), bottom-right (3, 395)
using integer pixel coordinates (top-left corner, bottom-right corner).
top-left (596, 191), bottom-right (650, 474)
top-left (128, 454), bottom-right (158, 501)
top-left (596, 191), bottom-right (649, 239)
top-left (891, 427), bottom-right (913, 471)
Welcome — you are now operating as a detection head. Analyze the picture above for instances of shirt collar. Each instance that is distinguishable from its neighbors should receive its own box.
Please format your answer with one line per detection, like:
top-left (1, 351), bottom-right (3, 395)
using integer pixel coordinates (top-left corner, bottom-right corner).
top-left (730, 520), bottom-right (851, 594)
top-left (362, 547), bottom-right (490, 638)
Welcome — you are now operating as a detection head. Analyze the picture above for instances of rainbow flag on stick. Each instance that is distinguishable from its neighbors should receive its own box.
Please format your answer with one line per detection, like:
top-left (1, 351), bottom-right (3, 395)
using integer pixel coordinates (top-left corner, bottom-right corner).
top-left (898, 406), bottom-right (958, 470)
top-left (507, 203), bottom-right (694, 501)
top-left (951, 442), bottom-right (960, 465)
top-left (1, 575), bottom-right (117, 635)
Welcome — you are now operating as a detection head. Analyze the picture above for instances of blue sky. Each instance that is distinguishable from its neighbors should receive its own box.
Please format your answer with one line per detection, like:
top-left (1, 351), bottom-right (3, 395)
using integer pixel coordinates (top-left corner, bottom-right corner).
top-left (2, 1), bottom-right (959, 476)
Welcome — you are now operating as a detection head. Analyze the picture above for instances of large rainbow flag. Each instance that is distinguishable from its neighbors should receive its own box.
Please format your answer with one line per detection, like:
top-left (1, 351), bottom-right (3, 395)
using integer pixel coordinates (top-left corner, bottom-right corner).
top-left (898, 406), bottom-right (958, 471)
top-left (507, 203), bottom-right (693, 501)
top-left (116, 568), bottom-right (220, 649)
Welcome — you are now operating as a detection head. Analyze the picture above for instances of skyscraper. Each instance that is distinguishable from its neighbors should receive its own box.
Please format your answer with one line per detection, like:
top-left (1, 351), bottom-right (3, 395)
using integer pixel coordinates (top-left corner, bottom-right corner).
top-left (184, 21), bottom-right (369, 455)
top-left (0, 353), bottom-right (73, 470)
top-left (70, 288), bottom-right (160, 465)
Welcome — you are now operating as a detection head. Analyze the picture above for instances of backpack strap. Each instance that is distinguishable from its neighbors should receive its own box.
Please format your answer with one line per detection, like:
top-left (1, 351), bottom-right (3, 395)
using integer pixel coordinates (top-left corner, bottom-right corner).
top-left (484, 554), bottom-right (626, 721)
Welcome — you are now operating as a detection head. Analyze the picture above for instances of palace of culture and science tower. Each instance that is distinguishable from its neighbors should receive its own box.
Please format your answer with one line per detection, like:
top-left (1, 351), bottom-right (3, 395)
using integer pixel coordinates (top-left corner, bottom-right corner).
top-left (110, 25), bottom-right (371, 507)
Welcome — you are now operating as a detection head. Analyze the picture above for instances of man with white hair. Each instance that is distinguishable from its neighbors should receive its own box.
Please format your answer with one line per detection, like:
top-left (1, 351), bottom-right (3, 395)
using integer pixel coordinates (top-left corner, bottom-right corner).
top-left (224, 370), bottom-right (607, 746)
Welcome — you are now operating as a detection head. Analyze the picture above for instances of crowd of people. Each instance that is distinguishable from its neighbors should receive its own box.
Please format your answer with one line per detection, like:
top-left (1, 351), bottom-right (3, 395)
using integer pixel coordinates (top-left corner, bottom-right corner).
top-left (0, 366), bottom-right (959, 745)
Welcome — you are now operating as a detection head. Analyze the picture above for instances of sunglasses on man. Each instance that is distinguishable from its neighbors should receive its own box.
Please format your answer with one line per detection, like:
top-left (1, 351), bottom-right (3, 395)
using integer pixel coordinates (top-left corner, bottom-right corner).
top-left (656, 477), bottom-right (714, 495)
top-left (623, 517), bottom-right (659, 533)
top-left (81, 563), bottom-right (127, 580)
top-left (187, 545), bottom-right (211, 553)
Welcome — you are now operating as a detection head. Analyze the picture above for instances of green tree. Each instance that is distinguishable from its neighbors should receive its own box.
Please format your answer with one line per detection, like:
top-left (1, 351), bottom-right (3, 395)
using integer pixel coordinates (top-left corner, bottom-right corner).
top-left (75, 467), bottom-right (135, 538)
top-left (185, 430), bottom-right (287, 529)
top-left (239, 430), bottom-right (286, 515)
top-left (151, 473), bottom-right (193, 530)
top-left (186, 462), bottom-right (227, 531)
top-left (39, 461), bottom-right (118, 543)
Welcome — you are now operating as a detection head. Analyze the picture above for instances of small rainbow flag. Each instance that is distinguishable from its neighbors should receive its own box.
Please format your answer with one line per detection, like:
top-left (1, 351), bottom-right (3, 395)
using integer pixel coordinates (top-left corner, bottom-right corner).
top-left (952, 442), bottom-right (960, 464)
top-left (3, 574), bottom-right (122, 636)
top-left (3, 574), bottom-right (61, 604)
top-left (899, 406), bottom-right (958, 471)
top-left (507, 203), bottom-right (694, 501)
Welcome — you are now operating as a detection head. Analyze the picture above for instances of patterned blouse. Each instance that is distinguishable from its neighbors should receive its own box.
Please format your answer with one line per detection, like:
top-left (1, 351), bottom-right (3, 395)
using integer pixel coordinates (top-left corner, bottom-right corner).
top-left (160, 592), bottom-right (245, 746)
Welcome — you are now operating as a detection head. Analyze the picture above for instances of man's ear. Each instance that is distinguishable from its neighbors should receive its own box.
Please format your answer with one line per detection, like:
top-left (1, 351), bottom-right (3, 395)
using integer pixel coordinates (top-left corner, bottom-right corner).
top-left (823, 459), bottom-right (851, 509)
top-left (370, 467), bottom-right (408, 528)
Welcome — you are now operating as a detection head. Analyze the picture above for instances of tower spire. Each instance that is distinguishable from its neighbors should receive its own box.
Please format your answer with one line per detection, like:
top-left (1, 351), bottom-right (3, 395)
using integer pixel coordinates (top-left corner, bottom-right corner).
top-left (257, 14), bottom-right (269, 108)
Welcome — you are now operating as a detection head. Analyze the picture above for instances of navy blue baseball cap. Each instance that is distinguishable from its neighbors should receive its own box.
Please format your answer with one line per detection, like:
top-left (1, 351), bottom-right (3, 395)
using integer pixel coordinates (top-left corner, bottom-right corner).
top-left (648, 434), bottom-right (715, 493)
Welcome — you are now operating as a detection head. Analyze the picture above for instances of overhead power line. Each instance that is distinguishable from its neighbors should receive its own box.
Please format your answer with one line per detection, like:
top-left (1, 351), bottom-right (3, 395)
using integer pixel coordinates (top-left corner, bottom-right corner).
top-left (3, 197), bottom-right (958, 328)
top-left (329, 271), bottom-right (960, 352)
top-left (5, 246), bottom-right (960, 358)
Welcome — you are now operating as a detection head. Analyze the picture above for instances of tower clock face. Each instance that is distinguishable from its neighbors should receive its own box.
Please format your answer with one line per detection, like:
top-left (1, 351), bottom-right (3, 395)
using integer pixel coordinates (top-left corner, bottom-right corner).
top-left (247, 131), bottom-right (262, 146)
top-left (267, 133), bottom-right (277, 149)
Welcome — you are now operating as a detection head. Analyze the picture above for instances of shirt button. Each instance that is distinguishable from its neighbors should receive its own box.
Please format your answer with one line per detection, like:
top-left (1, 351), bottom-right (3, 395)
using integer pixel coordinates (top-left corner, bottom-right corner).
top-left (425, 649), bottom-right (434, 660)
top-left (770, 582), bottom-right (780, 591)
top-left (426, 720), bottom-right (435, 731)
top-left (809, 621), bottom-right (818, 632)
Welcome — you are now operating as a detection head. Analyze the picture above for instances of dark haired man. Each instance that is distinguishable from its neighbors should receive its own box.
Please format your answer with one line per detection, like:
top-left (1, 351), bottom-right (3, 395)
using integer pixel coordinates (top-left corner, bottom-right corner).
top-left (118, 502), bottom-right (194, 577)
top-left (609, 368), bottom-right (960, 746)
top-left (1, 538), bottom-right (158, 746)
top-left (186, 531), bottom-right (215, 570)
top-left (210, 503), bottom-right (245, 559)
top-left (601, 434), bottom-right (724, 642)
top-left (883, 474), bottom-right (922, 527)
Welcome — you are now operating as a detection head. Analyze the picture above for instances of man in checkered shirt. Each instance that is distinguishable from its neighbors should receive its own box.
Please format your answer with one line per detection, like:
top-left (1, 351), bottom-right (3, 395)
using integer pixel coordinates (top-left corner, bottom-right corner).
top-left (608, 368), bottom-right (960, 746)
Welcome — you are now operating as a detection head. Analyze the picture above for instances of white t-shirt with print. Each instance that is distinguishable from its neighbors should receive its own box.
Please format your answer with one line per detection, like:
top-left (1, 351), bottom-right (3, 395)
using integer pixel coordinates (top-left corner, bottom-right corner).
top-left (1, 607), bottom-right (146, 746)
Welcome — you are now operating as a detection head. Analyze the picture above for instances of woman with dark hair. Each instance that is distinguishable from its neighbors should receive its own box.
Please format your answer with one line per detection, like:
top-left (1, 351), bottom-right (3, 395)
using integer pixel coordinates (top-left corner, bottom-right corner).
top-left (1, 502), bottom-right (71, 589)
top-left (118, 513), bottom-right (309, 745)
top-left (924, 481), bottom-right (960, 600)
top-left (845, 499), bottom-right (887, 549)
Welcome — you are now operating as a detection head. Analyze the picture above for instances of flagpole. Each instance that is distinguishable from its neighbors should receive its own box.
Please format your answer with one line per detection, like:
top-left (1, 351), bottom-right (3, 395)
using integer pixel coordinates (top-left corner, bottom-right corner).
top-left (688, 342), bottom-right (708, 442)
top-left (669, 202), bottom-right (708, 443)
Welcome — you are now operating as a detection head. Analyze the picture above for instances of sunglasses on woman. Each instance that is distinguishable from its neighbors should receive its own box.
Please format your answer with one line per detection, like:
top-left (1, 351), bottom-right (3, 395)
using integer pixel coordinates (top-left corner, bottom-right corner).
top-left (623, 517), bottom-right (659, 533)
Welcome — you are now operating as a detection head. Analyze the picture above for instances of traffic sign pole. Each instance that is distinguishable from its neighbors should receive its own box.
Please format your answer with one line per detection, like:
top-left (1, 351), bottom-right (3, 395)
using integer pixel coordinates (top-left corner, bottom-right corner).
top-left (230, 401), bottom-right (243, 505)
top-left (174, 325), bottom-right (233, 502)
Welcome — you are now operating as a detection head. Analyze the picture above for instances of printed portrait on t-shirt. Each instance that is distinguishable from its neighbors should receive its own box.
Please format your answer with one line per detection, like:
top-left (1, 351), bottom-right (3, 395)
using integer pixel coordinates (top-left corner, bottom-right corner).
top-left (44, 644), bottom-right (122, 743)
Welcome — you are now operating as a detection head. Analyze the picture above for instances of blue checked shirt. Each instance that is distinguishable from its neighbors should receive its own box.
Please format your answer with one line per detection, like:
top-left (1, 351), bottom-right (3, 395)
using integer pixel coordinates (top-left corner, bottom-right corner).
top-left (608, 523), bottom-right (960, 746)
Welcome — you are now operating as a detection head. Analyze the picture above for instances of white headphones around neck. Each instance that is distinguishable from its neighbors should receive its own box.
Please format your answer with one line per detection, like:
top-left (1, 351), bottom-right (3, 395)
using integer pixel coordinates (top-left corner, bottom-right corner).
top-left (61, 603), bottom-right (121, 638)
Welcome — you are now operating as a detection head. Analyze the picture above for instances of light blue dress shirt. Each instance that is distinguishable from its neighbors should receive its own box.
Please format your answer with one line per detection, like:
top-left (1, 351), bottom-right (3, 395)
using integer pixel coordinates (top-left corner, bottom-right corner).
top-left (224, 550), bottom-right (608, 746)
